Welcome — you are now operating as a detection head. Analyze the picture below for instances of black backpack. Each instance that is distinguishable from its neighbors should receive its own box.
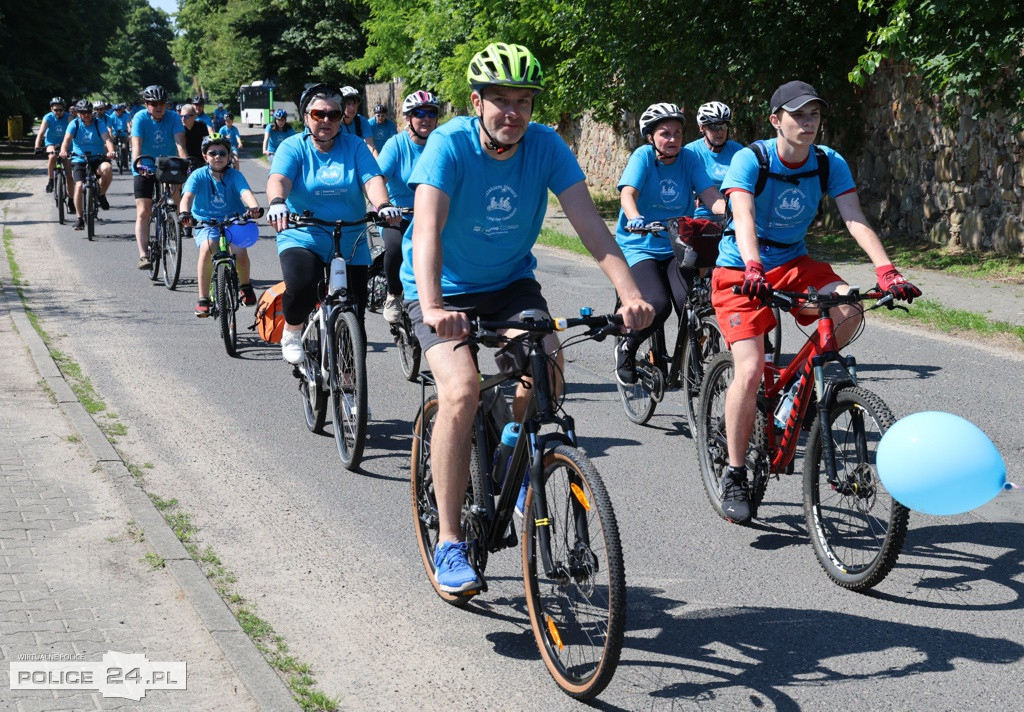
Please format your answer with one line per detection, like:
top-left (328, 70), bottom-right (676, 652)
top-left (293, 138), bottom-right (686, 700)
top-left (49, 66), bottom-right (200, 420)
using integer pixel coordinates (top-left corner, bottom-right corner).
top-left (749, 140), bottom-right (830, 196)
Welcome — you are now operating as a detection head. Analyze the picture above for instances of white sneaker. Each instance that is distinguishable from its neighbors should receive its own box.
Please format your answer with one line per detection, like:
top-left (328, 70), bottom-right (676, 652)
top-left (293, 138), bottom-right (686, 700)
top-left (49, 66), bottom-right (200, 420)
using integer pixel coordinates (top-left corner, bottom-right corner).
top-left (281, 329), bottom-right (303, 365)
top-left (383, 294), bottom-right (402, 324)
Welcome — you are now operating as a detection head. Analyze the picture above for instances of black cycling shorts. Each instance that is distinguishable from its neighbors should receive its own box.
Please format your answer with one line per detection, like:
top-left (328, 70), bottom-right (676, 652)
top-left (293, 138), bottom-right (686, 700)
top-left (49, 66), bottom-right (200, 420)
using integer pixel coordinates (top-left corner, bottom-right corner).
top-left (72, 157), bottom-right (108, 183)
top-left (133, 173), bottom-right (157, 200)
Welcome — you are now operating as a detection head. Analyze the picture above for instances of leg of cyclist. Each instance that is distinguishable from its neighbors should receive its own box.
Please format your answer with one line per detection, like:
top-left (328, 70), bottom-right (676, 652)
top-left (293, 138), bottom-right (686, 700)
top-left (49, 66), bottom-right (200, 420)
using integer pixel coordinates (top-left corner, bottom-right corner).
top-left (615, 258), bottom-right (675, 385)
top-left (279, 247), bottom-right (324, 364)
top-left (134, 174), bottom-right (156, 266)
top-left (70, 162), bottom-right (86, 229)
top-left (195, 234), bottom-right (214, 314)
top-left (96, 160), bottom-right (113, 209)
top-left (381, 223), bottom-right (405, 322)
top-left (231, 246), bottom-right (256, 305)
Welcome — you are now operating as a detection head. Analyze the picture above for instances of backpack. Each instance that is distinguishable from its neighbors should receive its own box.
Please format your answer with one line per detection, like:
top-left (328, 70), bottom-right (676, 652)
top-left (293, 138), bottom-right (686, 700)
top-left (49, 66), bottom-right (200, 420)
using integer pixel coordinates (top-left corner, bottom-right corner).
top-left (249, 281), bottom-right (287, 343)
top-left (749, 140), bottom-right (830, 196)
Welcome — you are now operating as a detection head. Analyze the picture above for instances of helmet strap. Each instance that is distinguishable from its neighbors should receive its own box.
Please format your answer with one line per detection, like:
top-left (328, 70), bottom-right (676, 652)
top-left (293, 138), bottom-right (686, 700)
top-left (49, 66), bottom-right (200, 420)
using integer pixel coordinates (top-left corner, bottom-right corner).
top-left (407, 121), bottom-right (430, 142)
top-left (476, 108), bottom-right (520, 155)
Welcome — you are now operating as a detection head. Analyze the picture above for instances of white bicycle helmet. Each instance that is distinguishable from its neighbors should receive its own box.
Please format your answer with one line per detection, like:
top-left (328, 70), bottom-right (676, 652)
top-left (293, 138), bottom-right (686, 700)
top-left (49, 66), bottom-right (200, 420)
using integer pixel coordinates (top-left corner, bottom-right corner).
top-left (340, 86), bottom-right (360, 100)
top-left (639, 103), bottom-right (685, 137)
top-left (402, 90), bottom-right (440, 115)
top-left (696, 101), bottom-right (732, 126)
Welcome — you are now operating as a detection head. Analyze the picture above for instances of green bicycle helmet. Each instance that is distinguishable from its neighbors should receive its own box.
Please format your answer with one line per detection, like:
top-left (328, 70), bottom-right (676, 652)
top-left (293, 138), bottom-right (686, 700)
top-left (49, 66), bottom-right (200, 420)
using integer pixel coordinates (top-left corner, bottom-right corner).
top-left (467, 42), bottom-right (544, 92)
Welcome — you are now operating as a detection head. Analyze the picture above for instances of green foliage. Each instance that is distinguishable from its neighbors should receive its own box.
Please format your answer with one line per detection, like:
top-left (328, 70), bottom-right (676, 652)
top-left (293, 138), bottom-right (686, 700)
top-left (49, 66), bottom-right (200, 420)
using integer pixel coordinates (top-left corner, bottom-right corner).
top-left (853, 1), bottom-right (1024, 126)
top-left (102, 0), bottom-right (178, 102)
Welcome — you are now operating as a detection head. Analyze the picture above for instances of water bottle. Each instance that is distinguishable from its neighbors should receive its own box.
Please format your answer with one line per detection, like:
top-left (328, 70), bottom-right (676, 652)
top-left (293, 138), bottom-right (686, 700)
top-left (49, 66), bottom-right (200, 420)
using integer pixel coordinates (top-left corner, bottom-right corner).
top-left (774, 377), bottom-right (802, 430)
top-left (491, 422), bottom-right (521, 486)
top-left (328, 257), bottom-right (347, 295)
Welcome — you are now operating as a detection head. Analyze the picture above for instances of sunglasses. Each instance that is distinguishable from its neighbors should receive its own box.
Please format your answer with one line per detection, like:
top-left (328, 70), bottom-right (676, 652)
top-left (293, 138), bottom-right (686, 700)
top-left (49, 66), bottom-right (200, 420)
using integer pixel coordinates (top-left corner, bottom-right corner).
top-left (411, 108), bottom-right (438, 119)
top-left (704, 122), bottom-right (729, 131)
top-left (147, 101), bottom-right (167, 108)
top-left (308, 108), bottom-right (343, 122)
top-left (180, 114), bottom-right (195, 118)
top-left (79, 109), bottom-right (94, 114)
top-left (206, 150), bottom-right (228, 157)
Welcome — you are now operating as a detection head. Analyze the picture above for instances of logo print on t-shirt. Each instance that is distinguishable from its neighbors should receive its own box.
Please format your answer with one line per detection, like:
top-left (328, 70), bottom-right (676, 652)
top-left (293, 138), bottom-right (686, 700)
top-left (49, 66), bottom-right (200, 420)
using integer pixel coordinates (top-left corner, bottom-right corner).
top-left (318, 164), bottom-right (344, 186)
top-left (659, 179), bottom-right (680, 205)
top-left (774, 188), bottom-right (809, 223)
top-left (486, 184), bottom-right (518, 221)
top-left (210, 187), bottom-right (227, 210)
top-left (153, 129), bottom-right (165, 146)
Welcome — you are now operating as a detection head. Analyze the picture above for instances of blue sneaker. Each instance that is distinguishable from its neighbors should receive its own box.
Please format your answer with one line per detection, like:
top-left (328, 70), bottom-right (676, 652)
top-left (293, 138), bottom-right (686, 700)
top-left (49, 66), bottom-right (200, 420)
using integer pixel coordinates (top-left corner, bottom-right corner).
top-left (514, 473), bottom-right (530, 518)
top-left (433, 541), bottom-right (483, 593)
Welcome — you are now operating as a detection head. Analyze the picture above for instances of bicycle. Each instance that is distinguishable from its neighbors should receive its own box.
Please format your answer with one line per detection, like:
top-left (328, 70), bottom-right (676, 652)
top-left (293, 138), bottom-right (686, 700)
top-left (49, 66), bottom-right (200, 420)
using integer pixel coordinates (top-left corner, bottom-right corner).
top-left (42, 148), bottom-right (71, 226)
top-left (113, 134), bottom-right (130, 174)
top-left (134, 155), bottom-right (187, 290)
top-left (367, 211), bottom-right (419, 381)
top-left (70, 151), bottom-right (105, 240)
top-left (288, 210), bottom-right (387, 470)
top-left (365, 224), bottom-right (387, 313)
top-left (411, 310), bottom-right (626, 700)
top-left (190, 214), bottom-right (261, 357)
top-left (612, 219), bottom-right (726, 435)
top-left (695, 285), bottom-right (910, 591)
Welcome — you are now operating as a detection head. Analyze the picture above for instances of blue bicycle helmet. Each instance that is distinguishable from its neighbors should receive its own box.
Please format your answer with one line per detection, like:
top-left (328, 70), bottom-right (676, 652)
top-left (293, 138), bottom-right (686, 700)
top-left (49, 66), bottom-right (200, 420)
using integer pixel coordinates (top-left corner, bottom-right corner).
top-left (273, 109), bottom-right (287, 119)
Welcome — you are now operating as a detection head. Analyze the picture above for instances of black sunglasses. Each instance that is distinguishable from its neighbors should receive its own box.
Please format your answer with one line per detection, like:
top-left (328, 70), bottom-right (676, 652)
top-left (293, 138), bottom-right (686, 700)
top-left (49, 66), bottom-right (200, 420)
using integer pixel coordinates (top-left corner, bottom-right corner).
top-left (308, 108), bottom-right (343, 122)
top-left (411, 108), bottom-right (438, 119)
top-left (206, 150), bottom-right (228, 157)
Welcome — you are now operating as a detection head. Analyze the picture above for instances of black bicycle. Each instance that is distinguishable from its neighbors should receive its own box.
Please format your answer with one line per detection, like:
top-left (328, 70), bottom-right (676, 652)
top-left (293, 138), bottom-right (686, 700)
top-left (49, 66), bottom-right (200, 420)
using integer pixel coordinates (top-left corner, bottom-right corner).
top-left (411, 309), bottom-right (626, 700)
top-left (135, 155), bottom-right (187, 290)
top-left (114, 134), bottom-right (130, 174)
top-left (71, 151), bottom-right (103, 240)
top-left (288, 211), bottom-right (388, 470)
top-left (41, 148), bottom-right (71, 225)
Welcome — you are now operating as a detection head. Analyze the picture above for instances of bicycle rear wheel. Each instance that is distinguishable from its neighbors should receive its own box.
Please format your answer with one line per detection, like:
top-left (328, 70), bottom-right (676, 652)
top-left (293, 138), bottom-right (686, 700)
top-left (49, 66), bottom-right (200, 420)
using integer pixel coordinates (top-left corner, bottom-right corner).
top-left (410, 397), bottom-right (487, 607)
top-left (682, 315), bottom-right (724, 438)
top-left (616, 335), bottom-right (659, 425)
top-left (366, 252), bottom-right (387, 312)
top-left (299, 316), bottom-right (328, 432)
top-left (215, 262), bottom-right (238, 356)
top-left (85, 183), bottom-right (95, 240)
top-left (803, 385), bottom-right (908, 591)
top-left (147, 218), bottom-right (162, 281)
top-left (162, 213), bottom-right (182, 290)
top-left (394, 316), bottom-right (420, 382)
top-left (330, 309), bottom-right (367, 470)
top-left (522, 445), bottom-right (625, 701)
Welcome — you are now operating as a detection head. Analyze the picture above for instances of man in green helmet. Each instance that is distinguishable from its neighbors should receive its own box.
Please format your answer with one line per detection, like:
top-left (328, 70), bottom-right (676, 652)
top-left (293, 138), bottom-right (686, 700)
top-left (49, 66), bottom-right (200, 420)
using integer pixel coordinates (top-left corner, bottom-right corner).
top-left (399, 42), bottom-right (654, 593)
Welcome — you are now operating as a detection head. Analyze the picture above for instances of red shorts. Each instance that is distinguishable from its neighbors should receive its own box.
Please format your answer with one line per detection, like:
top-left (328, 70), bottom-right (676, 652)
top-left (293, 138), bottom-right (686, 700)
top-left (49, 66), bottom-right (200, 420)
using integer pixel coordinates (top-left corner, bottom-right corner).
top-left (712, 255), bottom-right (844, 346)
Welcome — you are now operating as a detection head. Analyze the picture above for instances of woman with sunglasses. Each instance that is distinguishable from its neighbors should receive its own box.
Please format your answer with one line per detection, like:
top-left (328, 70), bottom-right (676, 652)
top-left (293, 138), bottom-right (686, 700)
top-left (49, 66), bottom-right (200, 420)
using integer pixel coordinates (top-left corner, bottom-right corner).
top-left (686, 102), bottom-right (743, 220)
top-left (375, 90), bottom-right (440, 323)
top-left (266, 83), bottom-right (401, 365)
top-left (262, 109), bottom-right (295, 159)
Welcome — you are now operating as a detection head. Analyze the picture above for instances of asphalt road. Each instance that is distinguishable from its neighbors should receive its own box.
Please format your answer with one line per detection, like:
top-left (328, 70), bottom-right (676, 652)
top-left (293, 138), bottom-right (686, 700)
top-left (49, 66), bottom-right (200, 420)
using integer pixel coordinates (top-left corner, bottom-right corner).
top-left (4, 139), bottom-right (1024, 711)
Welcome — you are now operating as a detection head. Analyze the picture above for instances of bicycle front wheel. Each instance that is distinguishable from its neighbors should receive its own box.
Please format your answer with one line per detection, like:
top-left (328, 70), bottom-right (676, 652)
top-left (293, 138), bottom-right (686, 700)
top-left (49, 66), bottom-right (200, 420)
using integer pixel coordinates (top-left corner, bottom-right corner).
top-left (162, 213), bottom-right (182, 290)
top-left (330, 309), bottom-right (367, 470)
top-left (522, 445), bottom-right (625, 700)
top-left (147, 219), bottom-right (162, 281)
top-left (56, 176), bottom-right (66, 225)
top-left (85, 183), bottom-right (95, 240)
top-left (682, 315), bottom-right (724, 438)
top-left (616, 335), bottom-right (659, 425)
top-left (395, 318), bottom-right (420, 382)
top-left (300, 316), bottom-right (328, 432)
top-left (215, 263), bottom-right (238, 356)
top-left (803, 385), bottom-right (909, 591)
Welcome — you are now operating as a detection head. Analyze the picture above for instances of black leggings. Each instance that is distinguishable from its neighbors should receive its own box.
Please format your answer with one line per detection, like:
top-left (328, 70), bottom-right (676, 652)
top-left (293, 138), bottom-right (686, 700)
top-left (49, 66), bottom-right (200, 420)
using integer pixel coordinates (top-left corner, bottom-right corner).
top-left (381, 221), bottom-right (407, 296)
top-left (622, 257), bottom-right (694, 353)
top-left (279, 247), bottom-right (368, 327)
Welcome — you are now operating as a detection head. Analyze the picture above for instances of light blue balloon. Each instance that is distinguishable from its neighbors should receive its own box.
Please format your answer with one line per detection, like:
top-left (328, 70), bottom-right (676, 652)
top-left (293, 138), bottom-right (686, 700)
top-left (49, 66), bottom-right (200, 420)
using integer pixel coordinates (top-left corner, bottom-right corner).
top-left (877, 411), bottom-right (1006, 515)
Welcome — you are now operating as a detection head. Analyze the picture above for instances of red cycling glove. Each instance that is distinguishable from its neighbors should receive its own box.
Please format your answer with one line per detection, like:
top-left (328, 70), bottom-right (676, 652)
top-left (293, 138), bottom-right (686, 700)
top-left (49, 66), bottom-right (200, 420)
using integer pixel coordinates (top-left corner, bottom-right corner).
top-left (875, 264), bottom-right (921, 303)
top-left (740, 261), bottom-right (772, 302)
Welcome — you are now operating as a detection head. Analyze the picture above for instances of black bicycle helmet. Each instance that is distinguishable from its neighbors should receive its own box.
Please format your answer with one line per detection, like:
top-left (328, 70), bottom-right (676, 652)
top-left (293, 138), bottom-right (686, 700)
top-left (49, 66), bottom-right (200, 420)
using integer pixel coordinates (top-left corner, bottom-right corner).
top-left (50, 96), bottom-right (65, 107)
top-left (373, 103), bottom-right (387, 114)
top-left (299, 82), bottom-right (340, 116)
top-left (201, 135), bottom-right (232, 154)
top-left (192, 95), bottom-right (205, 104)
top-left (74, 99), bottom-right (91, 112)
top-left (142, 85), bottom-right (168, 103)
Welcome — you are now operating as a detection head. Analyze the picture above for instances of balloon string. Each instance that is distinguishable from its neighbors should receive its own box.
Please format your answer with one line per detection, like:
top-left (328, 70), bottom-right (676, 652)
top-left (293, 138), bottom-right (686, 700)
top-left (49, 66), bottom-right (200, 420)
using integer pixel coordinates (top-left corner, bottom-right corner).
top-left (1004, 482), bottom-right (1020, 490)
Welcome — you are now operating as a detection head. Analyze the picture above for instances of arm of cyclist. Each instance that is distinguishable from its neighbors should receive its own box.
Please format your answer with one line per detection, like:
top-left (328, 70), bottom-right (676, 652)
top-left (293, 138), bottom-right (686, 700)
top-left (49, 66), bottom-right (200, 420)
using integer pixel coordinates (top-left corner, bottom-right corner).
top-left (58, 130), bottom-right (72, 160)
top-left (363, 175), bottom-right (402, 226)
top-left (730, 189), bottom-right (773, 301)
top-left (102, 130), bottom-right (116, 159)
top-left (619, 186), bottom-right (645, 232)
top-left (834, 192), bottom-right (921, 302)
top-left (178, 190), bottom-right (196, 226)
top-left (558, 180), bottom-right (654, 331)
top-left (266, 174), bottom-right (291, 233)
top-left (696, 185), bottom-right (727, 216)
top-left (411, 184), bottom-right (470, 339)
top-left (240, 189), bottom-right (263, 219)
top-left (34, 118), bottom-right (48, 151)
top-left (174, 131), bottom-right (188, 160)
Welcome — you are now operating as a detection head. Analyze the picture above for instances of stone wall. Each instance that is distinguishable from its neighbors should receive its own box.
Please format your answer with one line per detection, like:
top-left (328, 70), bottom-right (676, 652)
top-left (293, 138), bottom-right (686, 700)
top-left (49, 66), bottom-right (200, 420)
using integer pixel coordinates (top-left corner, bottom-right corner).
top-left (555, 113), bottom-right (638, 197)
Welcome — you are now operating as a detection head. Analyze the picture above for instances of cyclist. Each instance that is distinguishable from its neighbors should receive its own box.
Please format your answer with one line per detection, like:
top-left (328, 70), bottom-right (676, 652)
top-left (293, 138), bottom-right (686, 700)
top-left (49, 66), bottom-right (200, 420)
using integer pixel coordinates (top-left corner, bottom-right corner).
top-left (108, 103), bottom-right (132, 152)
top-left (34, 97), bottom-right (72, 198)
top-left (217, 112), bottom-right (243, 168)
top-left (266, 82), bottom-right (401, 365)
top-left (93, 100), bottom-right (110, 126)
top-left (178, 104), bottom-right (207, 169)
top-left (368, 103), bottom-right (398, 148)
top-left (403, 42), bottom-right (654, 592)
top-left (712, 80), bottom-right (921, 523)
top-left (613, 102), bottom-right (726, 385)
top-left (191, 96), bottom-right (213, 132)
top-left (213, 102), bottom-right (227, 132)
top-left (179, 136), bottom-right (264, 317)
top-left (131, 85), bottom-right (188, 270)
top-left (60, 99), bottom-right (115, 230)
top-left (376, 90), bottom-right (440, 323)
top-left (262, 109), bottom-right (295, 158)
top-left (687, 101), bottom-right (743, 219)
top-left (338, 86), bottom-right (376, 157)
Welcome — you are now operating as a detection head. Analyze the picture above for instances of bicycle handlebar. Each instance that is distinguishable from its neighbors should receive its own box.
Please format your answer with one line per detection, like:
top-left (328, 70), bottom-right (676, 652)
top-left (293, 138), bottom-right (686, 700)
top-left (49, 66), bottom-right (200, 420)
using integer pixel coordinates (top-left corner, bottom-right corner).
top-left (287, 210), bottom-right (391, 230)
top-left (463, 310), bottom-right (624, 349)
top-left (628, 215), bottom-right (729, 235)
top-left (730, 285), bottom-right (897, 310)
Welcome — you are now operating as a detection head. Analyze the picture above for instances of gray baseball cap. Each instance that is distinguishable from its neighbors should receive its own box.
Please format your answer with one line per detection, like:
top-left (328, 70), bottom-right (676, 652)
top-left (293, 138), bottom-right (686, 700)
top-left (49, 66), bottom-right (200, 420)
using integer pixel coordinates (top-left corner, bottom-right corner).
top-left (770, 81), bottom-right (828, 113)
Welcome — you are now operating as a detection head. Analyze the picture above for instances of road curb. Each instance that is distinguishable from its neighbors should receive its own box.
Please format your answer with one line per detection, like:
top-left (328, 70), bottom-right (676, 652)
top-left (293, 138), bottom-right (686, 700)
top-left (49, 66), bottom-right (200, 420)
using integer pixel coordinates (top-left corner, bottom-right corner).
top-left (1, 213), bottom-right (300, 712)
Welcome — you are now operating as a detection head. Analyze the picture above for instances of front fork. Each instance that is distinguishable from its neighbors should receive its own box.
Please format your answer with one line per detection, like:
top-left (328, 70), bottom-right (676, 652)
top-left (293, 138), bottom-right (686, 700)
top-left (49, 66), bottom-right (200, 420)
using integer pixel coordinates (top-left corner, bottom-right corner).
top-left (812, 354), bottom-right (860, 489)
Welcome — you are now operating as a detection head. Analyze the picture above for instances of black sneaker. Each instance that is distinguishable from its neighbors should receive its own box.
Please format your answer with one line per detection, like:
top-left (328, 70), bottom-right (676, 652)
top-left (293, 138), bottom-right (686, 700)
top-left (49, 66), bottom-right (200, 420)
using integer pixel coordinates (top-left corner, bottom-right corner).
top-left (73, 218), bottom-right (85, 231)
top-left (614, 339), bottom-right (637, 386)
top-left (45, 179), bottom-right (54, 193)
top-left (98, 194), bottom-right (110, 210)
top-left (721, 470), bottom-right (751, 523)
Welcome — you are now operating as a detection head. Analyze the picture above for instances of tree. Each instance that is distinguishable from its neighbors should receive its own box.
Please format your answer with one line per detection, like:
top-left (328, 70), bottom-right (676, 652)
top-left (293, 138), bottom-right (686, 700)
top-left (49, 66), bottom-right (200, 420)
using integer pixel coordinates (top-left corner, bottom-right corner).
top-left (102, 0), bottom-right (178, 102)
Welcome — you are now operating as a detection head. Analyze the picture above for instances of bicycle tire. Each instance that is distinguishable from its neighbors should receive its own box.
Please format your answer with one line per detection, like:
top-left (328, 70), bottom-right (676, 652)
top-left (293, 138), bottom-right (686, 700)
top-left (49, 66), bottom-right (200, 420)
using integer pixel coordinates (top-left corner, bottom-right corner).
top-left (768, 306), bottom-right (783, 364)
top-left (803, 385), bottom-right (908, 591)
top-left (682, 315), bottom-right (724, 438)
top-left (56, 175), bottom-right (66, 225)
top-left (330, 309), bottom-right (367, 470)
top-left (410, 397), bottom-right (486, 607)
top-left (696, 351), bottom-right (768, 523)
top-left (300, 317), bottom-right (328, 432)
top-left (522, 445), bottom-right (625, 701)
top-left (85, 182), bottom-right (95, 240)
top-left (215, 262), bottom-right (238, 356)
top-left (366, 261), bottom-right (387, 313)
top-left (162, 213), bottom-right (182, 290)
top-left (395, 317), bottom-right (420, 382)
top-left (148, 215), bottom-right (162, 281)
top-left (616, 335), bottom-right (658, 425)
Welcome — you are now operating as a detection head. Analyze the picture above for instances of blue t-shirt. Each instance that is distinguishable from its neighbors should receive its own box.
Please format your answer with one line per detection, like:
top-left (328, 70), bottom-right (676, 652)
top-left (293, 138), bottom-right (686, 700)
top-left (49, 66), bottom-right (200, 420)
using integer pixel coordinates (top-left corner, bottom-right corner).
top-left (108, 111), bottom-right (130, 136)
top-left (218, 124), bottom-right (241, 146)
top-left (339, 115), bottom-right (372, 140)
top-left (377, 130), bottom-right (424, 209)
top-left (264, 123), bottom-right (296, 154)
top-left (183, 166), bottom-right (252, 222)
top-left (718, 138), bottom-right (856, 270)
top-left (269, 131), bottom-right (383, 265)
top-left (368, 117), bottom-right (398, 147)
top-left (214, 107), bottom-right (227, 122)
top-left (614, 144), bottom-right (716, 267)
top-left (66, 117), bottom-right (109, 163)
top-left (685, 137), bottom-right (743, 219)
top-left (400, 116), bottom-right (585, 299)
top-left (42, 111), bottom-right (70, 146)
top-left (131, 109), bottom-right (184, 175)
top-left (194, 112), bottom-right (212, 131)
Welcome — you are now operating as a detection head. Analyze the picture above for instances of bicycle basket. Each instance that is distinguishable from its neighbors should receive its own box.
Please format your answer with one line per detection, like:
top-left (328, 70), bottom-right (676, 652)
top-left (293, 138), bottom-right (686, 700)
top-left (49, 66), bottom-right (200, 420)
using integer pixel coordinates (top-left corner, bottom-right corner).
top-left (156, 156), bottom-right (189, 184)
top-left (668, 217), bottom-right (722, 269)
